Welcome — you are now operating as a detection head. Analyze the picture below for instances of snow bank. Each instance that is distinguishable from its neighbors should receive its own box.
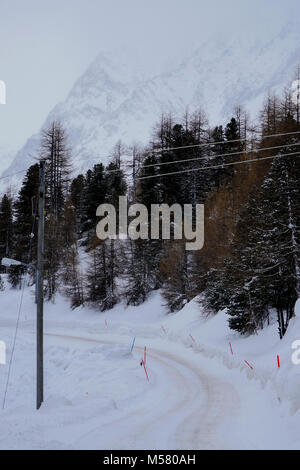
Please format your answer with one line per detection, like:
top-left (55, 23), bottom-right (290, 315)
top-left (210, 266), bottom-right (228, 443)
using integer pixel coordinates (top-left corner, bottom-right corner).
top-left (162, 296), bottom-right (300, 414)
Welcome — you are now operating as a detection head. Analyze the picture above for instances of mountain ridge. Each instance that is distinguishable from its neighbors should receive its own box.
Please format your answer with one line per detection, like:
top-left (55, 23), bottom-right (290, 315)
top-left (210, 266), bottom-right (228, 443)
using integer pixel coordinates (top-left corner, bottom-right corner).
top-left (2, 23), bottom-right (300, 192)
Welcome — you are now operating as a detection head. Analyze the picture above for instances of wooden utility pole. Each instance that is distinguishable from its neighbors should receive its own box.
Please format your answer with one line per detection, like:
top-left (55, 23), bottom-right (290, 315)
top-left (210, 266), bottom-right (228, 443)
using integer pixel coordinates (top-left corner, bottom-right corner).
top-left (37, 160), bottom-right (45, 410)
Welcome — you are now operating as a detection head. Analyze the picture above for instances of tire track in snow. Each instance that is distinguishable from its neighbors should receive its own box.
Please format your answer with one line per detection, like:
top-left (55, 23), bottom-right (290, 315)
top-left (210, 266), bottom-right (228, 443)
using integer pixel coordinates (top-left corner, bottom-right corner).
top-left (45, 332), bottom-right (240, 449)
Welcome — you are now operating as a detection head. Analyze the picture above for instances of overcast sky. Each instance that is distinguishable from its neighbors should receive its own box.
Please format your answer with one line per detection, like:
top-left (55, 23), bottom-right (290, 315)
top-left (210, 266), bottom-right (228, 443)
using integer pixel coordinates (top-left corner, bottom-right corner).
top-left (0, 0), bottom-right (299, 155)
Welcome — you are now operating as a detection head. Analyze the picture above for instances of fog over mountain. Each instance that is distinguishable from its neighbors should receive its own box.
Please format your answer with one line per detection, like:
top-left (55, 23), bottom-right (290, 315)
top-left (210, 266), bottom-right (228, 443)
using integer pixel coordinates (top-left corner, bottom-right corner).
top-left (2, 21), bottom-right (300, 190)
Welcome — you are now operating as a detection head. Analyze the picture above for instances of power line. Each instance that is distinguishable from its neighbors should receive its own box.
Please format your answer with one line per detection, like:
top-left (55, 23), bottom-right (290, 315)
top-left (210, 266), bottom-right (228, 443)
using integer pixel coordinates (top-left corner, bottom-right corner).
top-left (73, 130), bottom-right (300, 174)
top-left (146, 130), bottom-right (300, 155)
top-left (0, 169), bottom-right (28, 182)
top-left (1, 129), bottom-right (300, 185)
top-left (133, 142), bottom-right (300, 171)
top-left (2, 271), bottom-right (27, 409)
top-left (72, 141), bottom-right (300, 175)
top-left (80, 129), bottom-right (300, 165)
top-left (70, 138), bottom-right (300, 177)
top-left (136, 150), bottom-right (300, 181)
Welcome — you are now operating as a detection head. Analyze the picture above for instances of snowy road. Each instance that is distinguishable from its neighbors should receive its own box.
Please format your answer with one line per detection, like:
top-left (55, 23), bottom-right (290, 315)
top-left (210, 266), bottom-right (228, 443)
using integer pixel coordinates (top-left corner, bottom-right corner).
top-left (45, 332), bottom-right (240, 449)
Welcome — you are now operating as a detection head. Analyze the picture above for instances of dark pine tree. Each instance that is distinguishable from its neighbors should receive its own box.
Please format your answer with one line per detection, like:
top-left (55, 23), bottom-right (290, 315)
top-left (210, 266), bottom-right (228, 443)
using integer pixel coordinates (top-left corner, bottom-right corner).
top-left (8, 164), bottom-right (39, 287)
top-left (0, 194), bottom-right (13, 266)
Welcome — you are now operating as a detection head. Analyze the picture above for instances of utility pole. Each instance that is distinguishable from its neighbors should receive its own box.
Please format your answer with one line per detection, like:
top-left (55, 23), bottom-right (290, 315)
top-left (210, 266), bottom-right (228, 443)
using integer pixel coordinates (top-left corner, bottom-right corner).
top-left (132, 146), bottom-right (136, 199)
top-left (37, 160), bottom-right (45, 410)
top-left (297, 64), bottom-right (300, 126)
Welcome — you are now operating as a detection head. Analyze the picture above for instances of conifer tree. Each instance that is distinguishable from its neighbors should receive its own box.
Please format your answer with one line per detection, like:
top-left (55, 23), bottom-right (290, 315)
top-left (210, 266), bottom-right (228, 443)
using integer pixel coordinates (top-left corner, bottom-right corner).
top-left (0, 194), bottom-right (13, 263)
top-left (40, 121), bottom-right (72, 299)
top-left (86, 240), bottom-right (117, 311)
top-left (123, 238), bottom-right (160, 306)
top-left (80, 164), bottom-right (106, 237)
top-left (160, 240), bottom-right (193, 312)
top-left (40, 121), bottom-right (71, 218)
top-left (70, 174), bottom-right (86, 235)
top-left (205, 114), bottom-right (300, 337)
top-left (60, 197), bottom-right (84, 308)
top-left (8, 164), bottom-right (39, 287)
top-left (258, 125), bottom-right (300, 337)
top-left (62, 244), bottom-right (84, 309)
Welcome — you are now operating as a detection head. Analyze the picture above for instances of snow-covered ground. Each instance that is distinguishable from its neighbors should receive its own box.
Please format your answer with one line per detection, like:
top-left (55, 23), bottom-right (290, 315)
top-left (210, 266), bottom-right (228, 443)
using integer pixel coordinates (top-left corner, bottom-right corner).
top-left (0, 279), bottom-right (300, 450)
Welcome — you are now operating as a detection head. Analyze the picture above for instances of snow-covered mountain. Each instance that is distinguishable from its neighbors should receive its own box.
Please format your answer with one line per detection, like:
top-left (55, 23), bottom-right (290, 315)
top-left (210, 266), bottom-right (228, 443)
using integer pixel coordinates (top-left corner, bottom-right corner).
top-left (0, 147), bottom-right (16, 176)
top-left (2, 22), bottom-right (300, 190)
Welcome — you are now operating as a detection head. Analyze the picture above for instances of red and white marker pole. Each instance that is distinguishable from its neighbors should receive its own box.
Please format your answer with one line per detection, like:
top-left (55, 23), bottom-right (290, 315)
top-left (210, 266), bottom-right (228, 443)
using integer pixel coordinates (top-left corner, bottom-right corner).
top-left (277, 355), bottom-right (280, 368)
top-left (229, 342), bottom-right (233, 355)
top-left (142, 360), bottom-right (149, 381)
top-left (244, 360), bottom-right (254, 370)
top-left (140, 346), bottom-right (149, 381)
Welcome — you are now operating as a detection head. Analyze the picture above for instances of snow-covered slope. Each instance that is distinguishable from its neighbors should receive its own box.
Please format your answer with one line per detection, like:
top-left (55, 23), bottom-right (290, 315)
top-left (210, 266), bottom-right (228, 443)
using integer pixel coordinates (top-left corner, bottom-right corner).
top-left (2, 22), bottom-right (300, 191)
top-left (0, 147), bottom-right (16, 177)
top-left (0, 282), bottom-right (299, 449)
